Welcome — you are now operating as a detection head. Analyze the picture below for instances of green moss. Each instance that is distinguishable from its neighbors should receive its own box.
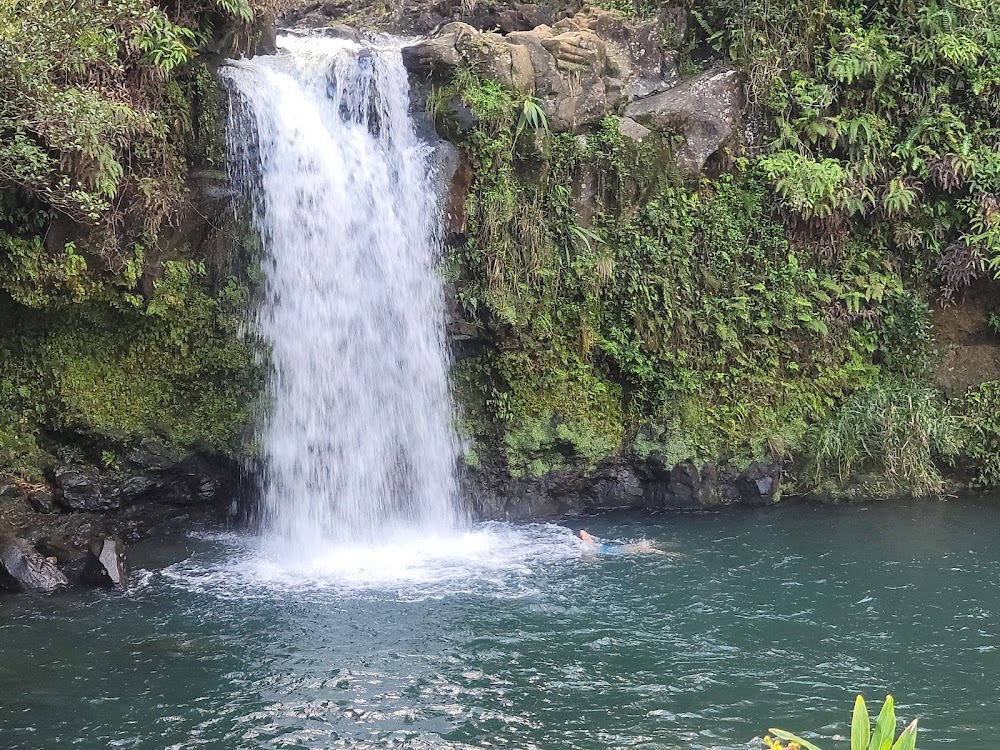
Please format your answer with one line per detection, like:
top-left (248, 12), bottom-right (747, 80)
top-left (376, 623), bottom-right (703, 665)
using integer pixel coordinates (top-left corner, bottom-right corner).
top-left (179, 61), bottom-right (227, 168)
top-left (690, 0), bottom-right (1000, 283)
top-left (496, 351), bottom-right (623, 476)
top-left (0, 266), bottom-right (260, 477)
top-left (0, 1), bottom-right (280, 479)
top-left (632, 418), bottom-right (700, 466)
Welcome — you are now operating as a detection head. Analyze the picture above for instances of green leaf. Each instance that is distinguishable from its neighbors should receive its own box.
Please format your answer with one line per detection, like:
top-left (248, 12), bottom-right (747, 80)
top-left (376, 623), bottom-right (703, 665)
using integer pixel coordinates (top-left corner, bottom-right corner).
top-left (891, 719), bottom-right (918, 750)
top-left (868, 695), bottom-right (896, 750)
top-left (768, 728), bottom-right (825, 750)
top-left (851, 695), bottom-right (871, 750)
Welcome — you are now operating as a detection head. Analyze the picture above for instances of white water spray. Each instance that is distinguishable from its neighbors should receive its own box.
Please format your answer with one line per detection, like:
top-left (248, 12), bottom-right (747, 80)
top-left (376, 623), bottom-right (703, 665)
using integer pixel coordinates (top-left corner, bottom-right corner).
top-left (223, 34), bottom-right (465, 550)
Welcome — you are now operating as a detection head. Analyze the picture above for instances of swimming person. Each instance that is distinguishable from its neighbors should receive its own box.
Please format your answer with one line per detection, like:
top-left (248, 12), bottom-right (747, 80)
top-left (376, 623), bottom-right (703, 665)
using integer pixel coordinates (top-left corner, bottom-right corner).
top-left (574, 529), bottom-right (663, 556)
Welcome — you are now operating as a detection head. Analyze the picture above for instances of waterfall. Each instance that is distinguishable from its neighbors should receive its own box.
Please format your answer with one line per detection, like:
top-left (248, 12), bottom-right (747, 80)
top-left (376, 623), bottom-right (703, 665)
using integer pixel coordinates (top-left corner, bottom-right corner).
top-left (222, 34), bottom-right (465, 549)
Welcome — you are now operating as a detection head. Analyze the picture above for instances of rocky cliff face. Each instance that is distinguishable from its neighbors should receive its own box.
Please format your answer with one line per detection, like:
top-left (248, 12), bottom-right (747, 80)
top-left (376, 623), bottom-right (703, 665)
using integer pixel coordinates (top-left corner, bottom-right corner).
top-left (397, 5), bottom-right (769, 514)
top-left (8, 0), bottom-right (995, 592)
top-left (466, 453), bottom-right (782, 520)
top-left (0, 60), bottom-right (257, 582)
top-left (403, 9), bottom-right (676, 130)
top-left (402, 5), bottom-right (740, 170)
top-left (0, 437), bottom-right (240, 558)
top-left (393, 0), bottom-right (1000, 510)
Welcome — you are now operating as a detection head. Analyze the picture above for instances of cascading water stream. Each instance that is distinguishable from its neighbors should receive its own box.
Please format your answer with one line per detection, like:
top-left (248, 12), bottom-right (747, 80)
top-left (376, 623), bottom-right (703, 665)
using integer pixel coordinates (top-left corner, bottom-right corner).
top-left (222, 34), bottom-right (465, 552)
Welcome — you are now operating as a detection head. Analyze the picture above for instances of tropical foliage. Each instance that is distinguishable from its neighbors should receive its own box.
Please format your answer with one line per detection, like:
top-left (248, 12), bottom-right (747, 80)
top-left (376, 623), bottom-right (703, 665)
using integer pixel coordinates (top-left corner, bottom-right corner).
top-left (692, 0), bottom-right (1000, 301)
top-left (765, 694), bottom-right (918, 750)
top-left (810, 380), bottom-right (961, 495)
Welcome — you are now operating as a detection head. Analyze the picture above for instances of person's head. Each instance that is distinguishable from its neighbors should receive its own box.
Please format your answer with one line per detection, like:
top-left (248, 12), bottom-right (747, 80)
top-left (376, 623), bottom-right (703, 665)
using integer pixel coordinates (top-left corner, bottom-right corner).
top-left (576, 529), bottom-right (595, 544)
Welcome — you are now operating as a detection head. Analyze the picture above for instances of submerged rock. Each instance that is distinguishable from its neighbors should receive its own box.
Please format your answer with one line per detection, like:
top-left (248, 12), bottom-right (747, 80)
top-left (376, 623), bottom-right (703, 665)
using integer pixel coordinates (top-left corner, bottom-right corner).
top-left (81, 536), bottom-right (130, 590)
top-left (0, 535), bottom-right (69, 593)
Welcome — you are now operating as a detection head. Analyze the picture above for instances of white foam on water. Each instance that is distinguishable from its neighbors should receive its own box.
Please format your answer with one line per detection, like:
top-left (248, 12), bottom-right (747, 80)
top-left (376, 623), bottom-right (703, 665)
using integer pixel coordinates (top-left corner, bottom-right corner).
top-left (160, 523), bottom-right (587, 601)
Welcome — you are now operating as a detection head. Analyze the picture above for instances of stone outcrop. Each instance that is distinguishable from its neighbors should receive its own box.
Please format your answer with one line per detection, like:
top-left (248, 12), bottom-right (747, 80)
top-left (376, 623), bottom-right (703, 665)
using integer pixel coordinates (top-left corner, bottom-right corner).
top-left (81, 536), bottom-right (130, 590)
top-left (280, 3), bottom-right (741, 172)
top-left (46, 439), bottom-right (222, 515)
top-left (282, 0), bottom-right (566, 36)
top-left (625, 65), bottom-right (742, 174)
top-left (0, 433), bottom-right (238, 586)
top-left (398, 6), bottom-right (740, 172)
top-left (403, 8), bottom-right (679, 132)
top-left (467, 453), bottom-right (783, 520)
top-left (0, 535), bottom-right (69, 593)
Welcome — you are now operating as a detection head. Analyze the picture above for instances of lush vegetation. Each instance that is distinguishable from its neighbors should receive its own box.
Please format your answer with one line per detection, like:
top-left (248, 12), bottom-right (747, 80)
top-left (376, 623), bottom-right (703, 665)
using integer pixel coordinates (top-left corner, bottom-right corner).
top-left (765, 695), bottom-right (918, 750)
top-left (435, 0), bottom-right (1000, 494)
top-left (0, 0), bottom-right (277, 477)
top-left (695, 0), bottom-right (1000, 295)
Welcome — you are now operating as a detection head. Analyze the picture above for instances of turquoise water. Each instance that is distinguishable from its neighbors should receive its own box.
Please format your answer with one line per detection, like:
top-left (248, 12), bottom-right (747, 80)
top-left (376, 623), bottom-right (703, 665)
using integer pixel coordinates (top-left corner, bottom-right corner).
top-left (1, 498), bottom-right (998, 749)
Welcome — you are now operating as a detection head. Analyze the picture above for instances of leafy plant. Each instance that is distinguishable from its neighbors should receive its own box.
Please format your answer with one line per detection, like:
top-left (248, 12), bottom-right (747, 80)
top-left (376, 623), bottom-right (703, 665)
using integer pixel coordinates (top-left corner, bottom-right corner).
top-left (514, 96), bottom-right (549, 145)
top-left (216, 0), bottom-right (255, 23)
top-left (436, 1), bottom-right (1000, 490)
top-left (690, 0), bottom-right (1000, 273)
top-left (766, 694), bottom-right (917, 750)
top-left (131, 7), bottom-right (198, 75)
top-left (0, 0), bottom-right (273, 475)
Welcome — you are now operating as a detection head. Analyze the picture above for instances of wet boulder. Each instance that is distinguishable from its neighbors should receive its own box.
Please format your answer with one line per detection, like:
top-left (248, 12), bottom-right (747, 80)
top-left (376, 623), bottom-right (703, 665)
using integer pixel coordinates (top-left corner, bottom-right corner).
top-left (35, 535), bottom-right (86, 565)
top-left (50, 464), bottom-right (163, 512)
top-left (701, 460), bottom-right (741, 505)
top-left (589, 461), bottom-right (644, 510)
top-left (81, 536), bottom-right (130, 590)
top-left (51, 466), bottom-right (118, 512)
top-left (493, 3), bottom-right (555, 34)
top-left (0, 479), bottom-right (23, 500)
top-left (401, 22), bottom-right (476, 76)
top-left (0, 535), bottom-right (69, 593)
top-left (669, 459), bottom-right (714, 508)
top-left (28, 487), bottom-right (58, 514)
top-left (316, 23), bottom-right (361, 42)
top-left (154, 471), bottom-right (217, 506)
top-left (737, 461), bottom-right (782, 506)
